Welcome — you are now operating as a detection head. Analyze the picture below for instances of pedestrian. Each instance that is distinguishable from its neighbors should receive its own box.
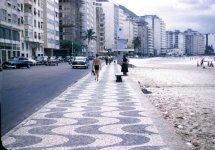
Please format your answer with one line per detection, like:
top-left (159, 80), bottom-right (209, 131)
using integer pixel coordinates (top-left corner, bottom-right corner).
top-left (121, 54), bottom-right (129, 75)
top-left (93, 54), bottom-right (101, 81)
top-left (105, 56), bottom-right (108, 65)
top-left (108, 56), bottom-right (111, 65)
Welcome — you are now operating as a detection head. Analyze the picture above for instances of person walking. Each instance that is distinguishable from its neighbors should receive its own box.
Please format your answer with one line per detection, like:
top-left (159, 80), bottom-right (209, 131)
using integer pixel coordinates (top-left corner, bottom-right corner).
top-left (105, 56), bottom-right (108, 65)
top-left (121, 54), bottom-right (129, 76)
top-left (93, 54), bottom-right (101, 81)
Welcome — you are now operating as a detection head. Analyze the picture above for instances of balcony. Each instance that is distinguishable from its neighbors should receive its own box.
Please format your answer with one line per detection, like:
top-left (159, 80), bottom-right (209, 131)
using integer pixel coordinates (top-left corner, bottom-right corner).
top-left (24, 0), bottom-right (33, 5)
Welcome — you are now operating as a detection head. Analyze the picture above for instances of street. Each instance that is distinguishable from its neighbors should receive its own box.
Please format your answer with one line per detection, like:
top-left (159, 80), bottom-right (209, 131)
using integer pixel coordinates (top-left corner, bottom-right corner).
top-left (1, 62), bottom-right (92, 135)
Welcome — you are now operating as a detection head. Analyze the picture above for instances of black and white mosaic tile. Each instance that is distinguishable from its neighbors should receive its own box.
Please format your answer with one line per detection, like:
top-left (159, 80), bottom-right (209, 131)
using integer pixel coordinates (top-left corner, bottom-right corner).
top-left (2, 64), bottom-right (169, 150)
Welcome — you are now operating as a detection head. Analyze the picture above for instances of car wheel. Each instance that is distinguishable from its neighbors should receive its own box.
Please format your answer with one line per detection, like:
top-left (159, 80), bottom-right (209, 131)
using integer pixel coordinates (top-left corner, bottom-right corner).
top-left (27, 64), bottom-right (30, 68)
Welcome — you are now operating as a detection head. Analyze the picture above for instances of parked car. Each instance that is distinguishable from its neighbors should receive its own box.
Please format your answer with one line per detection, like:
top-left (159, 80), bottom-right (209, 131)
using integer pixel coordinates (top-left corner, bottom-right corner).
top-left (71, 56), bottom-right (89, 69)
top-left (57, 56), bottom-right (64, 62)
top-left (36, 56), bottom-right (45, 65)
top-left (2, 57), bottom-right (31, 69)
top-left (28, 58), bottom-right (37, 66)
top-left (45, 56), bottom-right (59, 66)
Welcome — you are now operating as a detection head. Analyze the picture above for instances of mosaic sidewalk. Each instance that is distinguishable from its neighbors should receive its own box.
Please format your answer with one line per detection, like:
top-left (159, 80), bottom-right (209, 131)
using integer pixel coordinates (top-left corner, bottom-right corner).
top-left (2, 64), bottom-right (169, 150)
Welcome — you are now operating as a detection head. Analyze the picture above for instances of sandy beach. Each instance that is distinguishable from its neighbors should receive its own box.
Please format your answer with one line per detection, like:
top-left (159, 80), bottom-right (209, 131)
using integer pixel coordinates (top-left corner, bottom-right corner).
top-left (129, 57), bottom-right (215, 150)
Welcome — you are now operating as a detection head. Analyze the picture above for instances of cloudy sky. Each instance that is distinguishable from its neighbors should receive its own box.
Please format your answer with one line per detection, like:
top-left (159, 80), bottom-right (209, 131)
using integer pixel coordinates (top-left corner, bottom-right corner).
top-left (110, 0), bottom-right (215, 33)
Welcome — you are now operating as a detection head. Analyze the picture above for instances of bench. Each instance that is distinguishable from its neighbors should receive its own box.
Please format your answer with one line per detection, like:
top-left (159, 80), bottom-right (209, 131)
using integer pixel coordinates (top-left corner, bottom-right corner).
top-left (115, 72), bottom-right (123, 82)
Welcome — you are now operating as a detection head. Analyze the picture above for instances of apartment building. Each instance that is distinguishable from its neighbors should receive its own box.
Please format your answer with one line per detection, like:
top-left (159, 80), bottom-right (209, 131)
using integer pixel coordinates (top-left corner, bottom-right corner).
top-left (59, 0), bottom-right (96, 56)
top-left (161, 20), bottom-right (167, 55)
top-left (81, 0), bottom-right (97, 55)
top-left (21, 0), bottom-right (44, 58)
top-left (140, 15), bottom-right (166, 56)
top-left (96, 2), bottom-right (105, 53)
top-left (166, 30), bottom-right (185, 55)
top-left (205, 33), bottom-right (215, 54)
top-left (59, 0), bottom-right (82, 42)
top-left (0, 0), bottom-right (22, 62)
top-left (184, 29), bottom-right (205, 55)
top-left (97, 0), bottom-right (119, 50)
top-left (43, 0), bottom-right (59, 56)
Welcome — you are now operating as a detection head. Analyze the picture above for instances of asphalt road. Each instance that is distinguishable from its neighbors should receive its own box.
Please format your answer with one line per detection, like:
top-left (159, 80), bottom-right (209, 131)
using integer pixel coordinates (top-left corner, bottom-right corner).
top-left (1, 62), bottom-right (92, 135)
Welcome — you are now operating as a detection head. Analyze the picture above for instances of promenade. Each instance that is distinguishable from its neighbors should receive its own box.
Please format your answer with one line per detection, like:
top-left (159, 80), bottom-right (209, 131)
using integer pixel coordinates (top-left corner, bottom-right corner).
top-left (2, 63), bottom-right (187, 150)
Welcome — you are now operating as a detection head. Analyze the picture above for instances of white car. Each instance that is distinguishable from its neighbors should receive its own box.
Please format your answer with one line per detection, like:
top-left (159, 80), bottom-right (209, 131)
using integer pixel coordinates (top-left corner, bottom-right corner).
top-left (71, 56), bottom-right (89, 69)
top-left (28, 58), bottom-right (37, 66)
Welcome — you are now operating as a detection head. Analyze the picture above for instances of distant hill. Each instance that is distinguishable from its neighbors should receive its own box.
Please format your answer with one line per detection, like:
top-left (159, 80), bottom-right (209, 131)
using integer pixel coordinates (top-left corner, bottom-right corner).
top-left (119, 5), bottom-right (138, 18)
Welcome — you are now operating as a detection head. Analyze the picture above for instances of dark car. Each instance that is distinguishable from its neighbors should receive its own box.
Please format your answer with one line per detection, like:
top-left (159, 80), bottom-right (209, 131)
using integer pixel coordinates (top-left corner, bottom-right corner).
top-left (71, 56), bottom-right (89, 69)
top-left (2, 57), bottom-right (31, 69)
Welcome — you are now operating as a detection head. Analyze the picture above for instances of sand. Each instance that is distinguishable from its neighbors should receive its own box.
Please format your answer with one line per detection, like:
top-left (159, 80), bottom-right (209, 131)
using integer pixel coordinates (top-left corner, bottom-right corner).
top-left (129, 57), bottom-right (215, 150)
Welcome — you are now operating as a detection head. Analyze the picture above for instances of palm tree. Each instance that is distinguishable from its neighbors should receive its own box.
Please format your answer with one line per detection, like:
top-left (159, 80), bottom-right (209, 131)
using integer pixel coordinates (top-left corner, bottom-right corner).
top-left (82, 29), bottom-right (97, 56)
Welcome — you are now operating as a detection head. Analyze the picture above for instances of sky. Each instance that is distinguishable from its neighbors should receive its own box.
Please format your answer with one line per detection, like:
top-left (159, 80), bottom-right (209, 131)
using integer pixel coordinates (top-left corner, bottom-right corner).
top-left (110, 0), bottom-right (215, 33)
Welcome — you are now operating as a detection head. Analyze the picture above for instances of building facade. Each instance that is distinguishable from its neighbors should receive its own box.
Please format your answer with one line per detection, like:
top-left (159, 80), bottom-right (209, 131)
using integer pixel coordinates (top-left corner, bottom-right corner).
top-left (205, 33), bottom-right (215, 54)
top-left (59, 0), bottom-right (83, 56)
top-left (0, 0), bottom-right (22, 62)
top-left (43, 0), bottom-right (59, 56)
top-left (166, 30), bottom-right (185, 55)
top-left (98, 0), bottom-right (119, 50)
top-left (184, 29), bottom-right (205, 55)
top-left (80, 0), bottom-right (97, 55)
top-left (96, 2), bottom-right (105, 53)
top-left (22, 0), bottom-right (44, 58)
top-left (140, 15), bottom-right (166, 56)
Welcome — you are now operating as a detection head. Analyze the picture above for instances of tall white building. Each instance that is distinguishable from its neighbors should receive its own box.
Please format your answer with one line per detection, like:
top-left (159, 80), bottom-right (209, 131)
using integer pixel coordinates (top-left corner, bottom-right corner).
top-left (98, 0), bottom-right (119, 50)
top-left (123, 17), bottom-right (134, 49)
top-left (117, 8), bottom-right (127, 49)
top-left (184, 29), bottom-right (205, 55)
top-left (22, 0), bottom-right (44, 58)
top-left (43, 0), bottom-right (59, 56)
top-left (0, 0), bottom-right (22, 62)
top-left (80, 0), bottom-right (97, 55)
top-left (96, 2), bottom-right (105, 53)
top-left (166, 30), bottom-right (185, 55)
top-left (161, 20), bottom-right (166, 54)
top-left (205, 33), bottom-right (215, 53)
top-left (140, 15), bottom-right (166, 56)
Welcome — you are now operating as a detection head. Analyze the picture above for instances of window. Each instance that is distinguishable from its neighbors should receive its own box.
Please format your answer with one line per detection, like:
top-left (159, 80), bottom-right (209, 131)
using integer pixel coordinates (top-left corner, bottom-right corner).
top-left (21, 4), bottom-right (23, 11)
top-left (34, 32), bottom-right (37, 38)
top-left (34, 20), bottom-right (36, 27)
top-left (0, 27), bottom-right (3, 39)
top-left (38, 21), bottom-right (40, 28)
top-left (0, 9), bottom-right (7, 21)
top-left (34, 8), bottom-right (36, 15)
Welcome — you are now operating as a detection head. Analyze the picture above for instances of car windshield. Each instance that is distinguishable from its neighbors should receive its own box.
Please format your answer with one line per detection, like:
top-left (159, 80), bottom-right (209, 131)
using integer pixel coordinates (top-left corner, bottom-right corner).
top-left (75, 57), bottom-right (86, 61)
